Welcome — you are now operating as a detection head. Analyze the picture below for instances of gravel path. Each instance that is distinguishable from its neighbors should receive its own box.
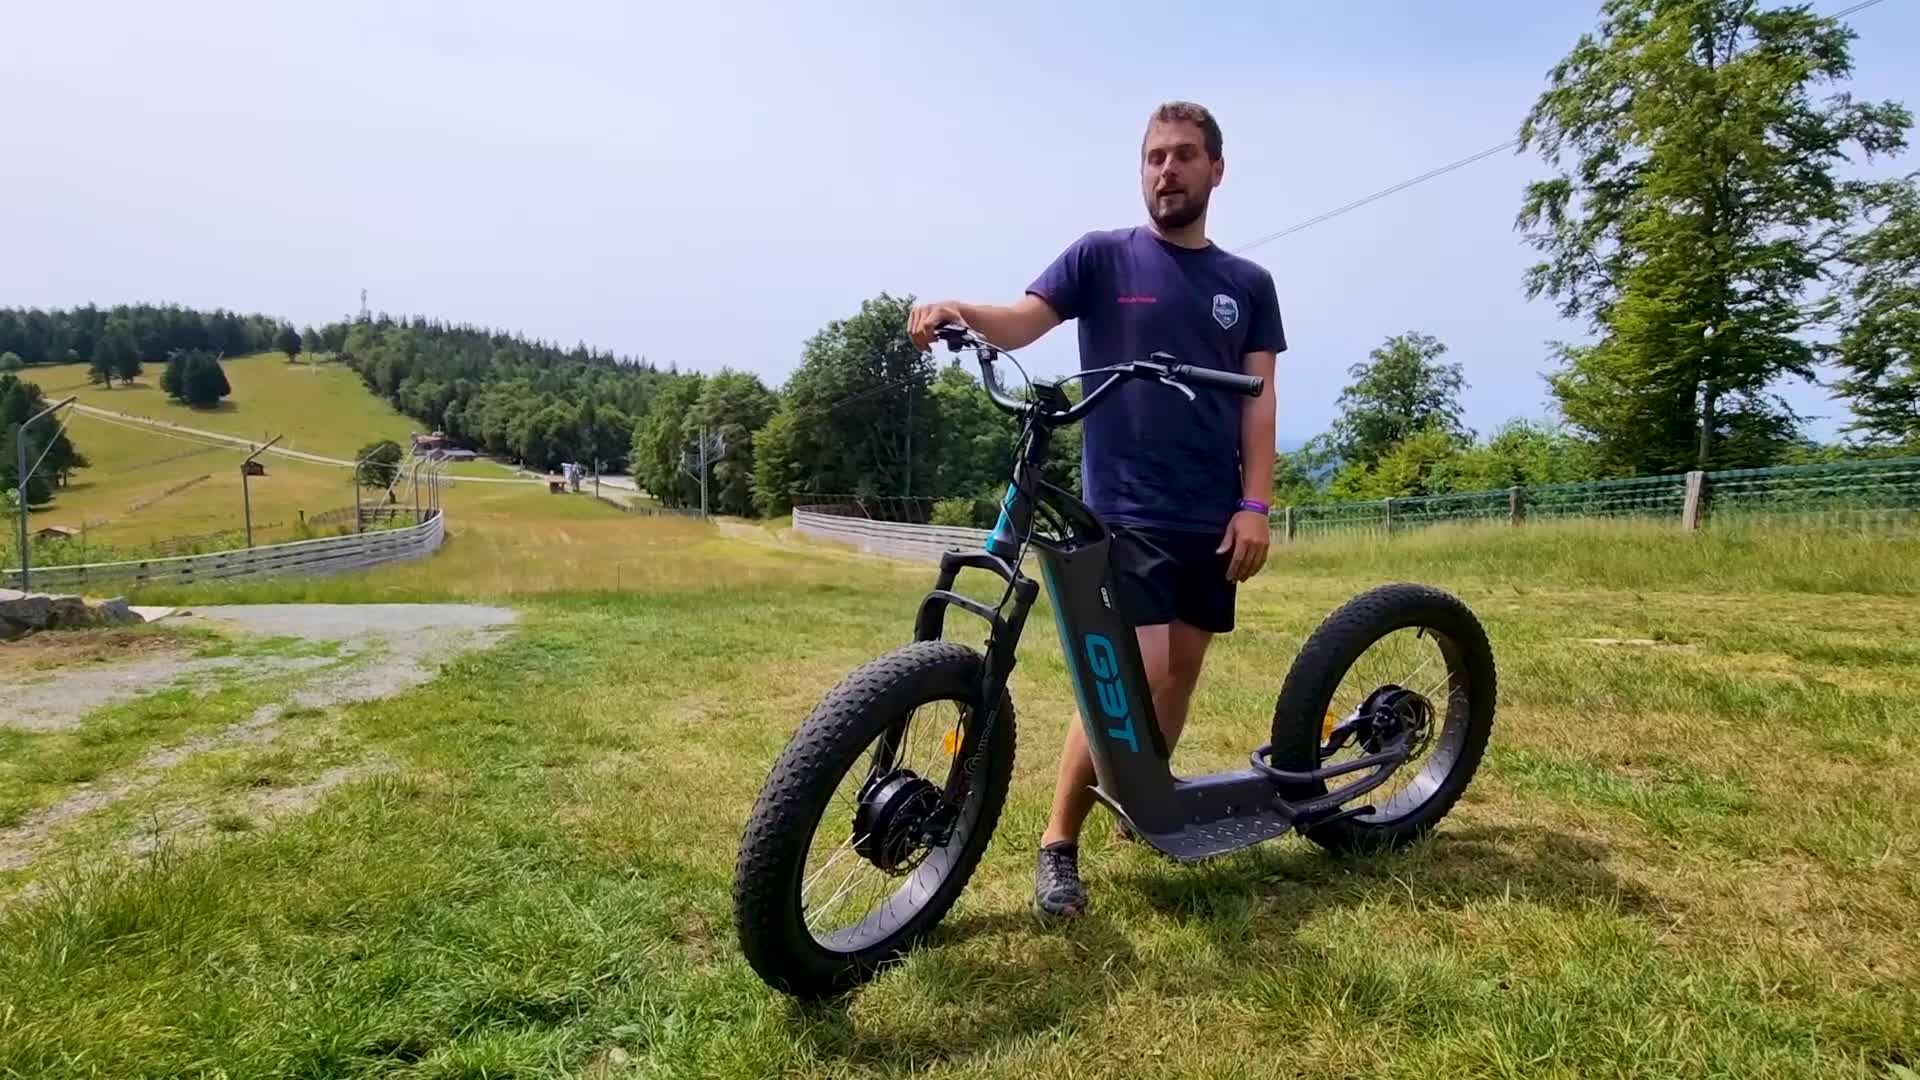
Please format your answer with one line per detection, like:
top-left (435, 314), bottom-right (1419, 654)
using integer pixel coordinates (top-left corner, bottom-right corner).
top-left (0, 603), bottom-right (518, 875)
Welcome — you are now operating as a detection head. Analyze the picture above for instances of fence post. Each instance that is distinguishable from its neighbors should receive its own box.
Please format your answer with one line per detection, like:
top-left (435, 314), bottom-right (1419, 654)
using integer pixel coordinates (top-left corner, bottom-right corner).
top-left (1509, 485), bottom-right (1525, 526)
top-left (1682, 471), bottom-right (1707, 530)
top-left (1383, 498), bottom-right (1393, 534)
top-left (1282, 506), bottom-right (1295, 543)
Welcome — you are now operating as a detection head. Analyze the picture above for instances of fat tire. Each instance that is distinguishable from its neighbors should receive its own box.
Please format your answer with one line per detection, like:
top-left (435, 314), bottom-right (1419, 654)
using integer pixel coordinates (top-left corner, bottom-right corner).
top-left (1269, 582), bottom-right (1495, 855)
top-left (732, 640), bottom-right (1015, 999)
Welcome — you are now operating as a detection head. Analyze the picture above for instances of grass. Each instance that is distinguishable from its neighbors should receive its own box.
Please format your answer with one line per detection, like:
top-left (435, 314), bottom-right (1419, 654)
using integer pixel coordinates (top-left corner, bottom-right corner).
top-left (24, 353), bottom-right (426, 461)
top-left (2, 508), bottom-right (1918, 1077)
top-left (13, 354), bottom-right (514, 552)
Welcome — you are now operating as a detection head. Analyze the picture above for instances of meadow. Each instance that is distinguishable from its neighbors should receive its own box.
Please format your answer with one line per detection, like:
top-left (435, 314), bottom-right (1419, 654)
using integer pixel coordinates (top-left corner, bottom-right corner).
top-left (12, 354), bottom-right (523, 554)
top-left (2, 487), bottom-right (1918, 1078)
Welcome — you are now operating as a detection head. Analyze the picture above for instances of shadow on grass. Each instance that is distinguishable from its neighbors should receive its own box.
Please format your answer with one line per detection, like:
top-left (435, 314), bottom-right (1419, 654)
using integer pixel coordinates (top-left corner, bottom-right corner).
top-left (781, 824), bottom-right (1656, 1071)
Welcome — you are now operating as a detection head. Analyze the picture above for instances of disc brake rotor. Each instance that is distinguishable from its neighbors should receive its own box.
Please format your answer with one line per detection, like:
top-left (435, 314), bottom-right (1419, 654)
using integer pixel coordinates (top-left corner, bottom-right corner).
top-left (1356, 684), bottom-right (1436, 755)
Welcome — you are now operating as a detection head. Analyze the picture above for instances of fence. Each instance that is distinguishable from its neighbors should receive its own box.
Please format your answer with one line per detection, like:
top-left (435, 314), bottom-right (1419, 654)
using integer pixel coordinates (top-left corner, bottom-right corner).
top-left (4, 509), bottom-right (446, 591)
top-left (1281, 457), bottom-right (1920, 541)
top-left (792, 506), bottom-right (992, 562)
top-left (593, 495), bottom-right (709, 519)
top-left (788, 456), bottom-right (1920, 565)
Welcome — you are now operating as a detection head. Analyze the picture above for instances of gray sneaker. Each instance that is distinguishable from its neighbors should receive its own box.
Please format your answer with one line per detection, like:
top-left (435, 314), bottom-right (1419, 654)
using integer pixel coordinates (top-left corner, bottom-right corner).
top-left (1033, 841), bottom-right (1088, 919)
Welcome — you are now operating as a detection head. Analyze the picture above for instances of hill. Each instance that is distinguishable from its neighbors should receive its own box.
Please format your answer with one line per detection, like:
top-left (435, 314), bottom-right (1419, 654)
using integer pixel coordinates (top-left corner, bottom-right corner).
top-left (14, 354), bottom-right (512, 553)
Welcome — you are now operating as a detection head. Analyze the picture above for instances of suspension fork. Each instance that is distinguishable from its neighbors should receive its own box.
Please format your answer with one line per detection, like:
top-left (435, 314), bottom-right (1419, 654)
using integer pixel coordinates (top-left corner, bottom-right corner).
top-left (904, 545), bottom-right (1038, 843)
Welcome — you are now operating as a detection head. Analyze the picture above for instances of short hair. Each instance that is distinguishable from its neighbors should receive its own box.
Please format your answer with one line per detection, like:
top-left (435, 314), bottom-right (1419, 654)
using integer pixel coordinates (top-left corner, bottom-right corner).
top-left (1145, 101), bottom-right (1223, 161)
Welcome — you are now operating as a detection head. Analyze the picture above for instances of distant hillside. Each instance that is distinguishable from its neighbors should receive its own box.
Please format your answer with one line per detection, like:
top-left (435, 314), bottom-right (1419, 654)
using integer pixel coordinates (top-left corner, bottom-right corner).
top-left (316, 314), bottom-right (684, 474)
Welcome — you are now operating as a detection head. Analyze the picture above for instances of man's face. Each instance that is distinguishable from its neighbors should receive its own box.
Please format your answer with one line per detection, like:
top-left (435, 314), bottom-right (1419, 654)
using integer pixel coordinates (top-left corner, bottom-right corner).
top-left (1140, 119), bottom-right (1222, 230)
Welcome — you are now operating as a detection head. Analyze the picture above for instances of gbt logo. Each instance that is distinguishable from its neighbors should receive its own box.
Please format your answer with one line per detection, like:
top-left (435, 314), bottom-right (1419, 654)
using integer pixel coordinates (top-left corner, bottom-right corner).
top-left (1083, 633), bottom-right (1139, 752)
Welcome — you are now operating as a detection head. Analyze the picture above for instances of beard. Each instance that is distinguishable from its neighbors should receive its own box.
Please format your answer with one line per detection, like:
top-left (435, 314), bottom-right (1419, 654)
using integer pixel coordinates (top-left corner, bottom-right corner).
top-left (1148, 186), bottom-right (1209, 229)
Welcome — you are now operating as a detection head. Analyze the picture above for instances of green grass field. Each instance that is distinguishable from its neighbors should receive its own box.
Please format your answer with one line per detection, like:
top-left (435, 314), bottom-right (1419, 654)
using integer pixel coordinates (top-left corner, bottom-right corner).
top-left (13, 355), bottom-right (520, 553)
top-left (3, 504), bottom-right (1917, 1079)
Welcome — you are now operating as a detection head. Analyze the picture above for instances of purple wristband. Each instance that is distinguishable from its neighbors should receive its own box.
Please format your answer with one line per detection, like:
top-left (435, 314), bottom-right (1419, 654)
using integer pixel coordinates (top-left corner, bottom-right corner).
top-left (1238, 498), bottom-right (1270, 515)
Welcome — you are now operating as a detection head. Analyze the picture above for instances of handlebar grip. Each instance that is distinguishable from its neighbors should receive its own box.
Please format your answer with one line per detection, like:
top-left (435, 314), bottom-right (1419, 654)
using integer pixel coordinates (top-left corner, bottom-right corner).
top-left (1171, 364), bottom-right (1264, 397)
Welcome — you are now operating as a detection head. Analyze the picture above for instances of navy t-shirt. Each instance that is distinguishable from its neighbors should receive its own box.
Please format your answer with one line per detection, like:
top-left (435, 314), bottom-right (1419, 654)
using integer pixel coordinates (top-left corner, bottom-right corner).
top-left (1026, 226), bottom-right (1286, 534)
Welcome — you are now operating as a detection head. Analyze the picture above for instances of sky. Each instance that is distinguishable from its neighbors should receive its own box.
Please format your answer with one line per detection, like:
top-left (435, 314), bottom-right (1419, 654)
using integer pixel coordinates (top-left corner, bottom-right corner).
top-left (4, 0), bottom-right (1916, 446)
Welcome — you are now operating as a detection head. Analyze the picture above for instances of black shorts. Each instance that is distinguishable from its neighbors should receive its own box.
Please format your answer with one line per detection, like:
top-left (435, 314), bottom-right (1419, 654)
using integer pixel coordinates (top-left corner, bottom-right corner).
top-left (1108, 523), bottom-right (1236, 634)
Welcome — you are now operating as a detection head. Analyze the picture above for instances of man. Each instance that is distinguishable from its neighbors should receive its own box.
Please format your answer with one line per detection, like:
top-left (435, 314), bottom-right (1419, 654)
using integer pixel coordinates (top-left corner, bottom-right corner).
top-left (907, 101), bottom-right (1286, 919)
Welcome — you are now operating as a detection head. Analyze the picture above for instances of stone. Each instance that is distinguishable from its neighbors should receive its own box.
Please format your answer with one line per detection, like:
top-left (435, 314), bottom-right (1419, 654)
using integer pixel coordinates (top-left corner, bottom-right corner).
top-left (44, 595), bottom-right (92, 630)
top-left (95, 597), bottom-right (144, 625)
top-left (0, 592), bottom-right (51, 632)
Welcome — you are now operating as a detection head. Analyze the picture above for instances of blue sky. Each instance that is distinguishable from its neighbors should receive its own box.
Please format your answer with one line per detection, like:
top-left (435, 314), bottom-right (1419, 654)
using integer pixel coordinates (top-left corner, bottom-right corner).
top-left (4, 0), bottom-right (1915, 444)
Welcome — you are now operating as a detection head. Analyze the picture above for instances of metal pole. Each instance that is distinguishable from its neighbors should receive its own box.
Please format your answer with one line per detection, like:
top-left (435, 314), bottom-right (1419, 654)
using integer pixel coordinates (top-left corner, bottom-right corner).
top-left (700, 426), bottom-right (709, 520)
top-left (13, 395), bottom-right (77, 591)
top-left (240, 434), bottom-right (283, 549)
top-left (13, 423), bottom-right (25, 591)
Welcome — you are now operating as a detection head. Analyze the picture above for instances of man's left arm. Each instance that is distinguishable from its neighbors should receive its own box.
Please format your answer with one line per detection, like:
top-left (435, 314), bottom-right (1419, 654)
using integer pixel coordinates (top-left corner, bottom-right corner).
top-left (1219, 349), bottom-right (1277, 582)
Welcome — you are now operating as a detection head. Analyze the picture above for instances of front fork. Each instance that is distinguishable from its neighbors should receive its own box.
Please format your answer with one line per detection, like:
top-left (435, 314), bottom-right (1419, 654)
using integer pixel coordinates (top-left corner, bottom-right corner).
top-left (904, 547), bottom-right (1039, 844)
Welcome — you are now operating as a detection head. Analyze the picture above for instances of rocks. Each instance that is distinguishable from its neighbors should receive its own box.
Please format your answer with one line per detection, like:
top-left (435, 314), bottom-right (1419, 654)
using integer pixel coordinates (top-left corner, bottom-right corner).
top-left (0, 590), bottom-right (147, 640)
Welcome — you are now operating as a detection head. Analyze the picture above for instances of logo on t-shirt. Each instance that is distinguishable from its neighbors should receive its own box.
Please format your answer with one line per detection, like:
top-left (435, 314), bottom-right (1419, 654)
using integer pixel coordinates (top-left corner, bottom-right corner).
top-left (1212, 294), bottom-right (1239, 330)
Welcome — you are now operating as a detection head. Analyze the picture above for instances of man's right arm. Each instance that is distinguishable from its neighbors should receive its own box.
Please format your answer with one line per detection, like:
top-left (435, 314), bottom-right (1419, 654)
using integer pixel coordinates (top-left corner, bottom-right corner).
top-left (908, 294), bottom-right (1061, 352)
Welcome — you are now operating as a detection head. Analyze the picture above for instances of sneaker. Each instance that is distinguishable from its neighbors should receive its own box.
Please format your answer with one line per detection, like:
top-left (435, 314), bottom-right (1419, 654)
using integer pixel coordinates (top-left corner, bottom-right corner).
top-left (1033, 841), bottom-right (1088, 920)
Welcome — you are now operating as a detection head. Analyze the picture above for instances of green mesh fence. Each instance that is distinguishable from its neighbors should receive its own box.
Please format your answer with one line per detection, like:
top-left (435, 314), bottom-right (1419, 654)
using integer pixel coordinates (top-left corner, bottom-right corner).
top-left (1705, 456), bottom-right (1920, 527)
top-left (1279, 457), bottom-right (1920, 540)
top-left (1525, 473), bottom-right (1689, 520)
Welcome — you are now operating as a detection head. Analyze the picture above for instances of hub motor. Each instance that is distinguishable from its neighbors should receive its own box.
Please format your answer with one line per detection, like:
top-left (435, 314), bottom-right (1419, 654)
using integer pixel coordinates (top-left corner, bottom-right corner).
top-left (1356, 684), bottom-right (1436, 755)
top-left (852, 770), bottom-right (941, 873)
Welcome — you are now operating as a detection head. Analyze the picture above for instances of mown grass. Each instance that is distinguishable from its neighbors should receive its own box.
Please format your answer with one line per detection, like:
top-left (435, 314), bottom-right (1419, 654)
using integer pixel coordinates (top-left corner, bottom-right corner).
top-left (24, 353), bottom-right (424, 462)
top-left (15, 354), bottom-right (510, 551)
top-left (1, 509), bottom-right (1917, 1078)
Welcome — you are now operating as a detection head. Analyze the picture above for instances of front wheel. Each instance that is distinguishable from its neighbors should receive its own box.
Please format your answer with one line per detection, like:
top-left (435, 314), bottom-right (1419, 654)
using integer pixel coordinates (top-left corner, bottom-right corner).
top-left (1268, 583), bottom-right (1496, 854)
top-left (733, 641), bottom-right (1016, 999)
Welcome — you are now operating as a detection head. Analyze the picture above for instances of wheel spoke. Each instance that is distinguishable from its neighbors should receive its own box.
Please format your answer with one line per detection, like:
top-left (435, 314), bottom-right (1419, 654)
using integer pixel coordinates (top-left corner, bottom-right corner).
top-left (806, 860), bottom-right (871, 930)
top-left (803, 833), bottom-right (869, 897)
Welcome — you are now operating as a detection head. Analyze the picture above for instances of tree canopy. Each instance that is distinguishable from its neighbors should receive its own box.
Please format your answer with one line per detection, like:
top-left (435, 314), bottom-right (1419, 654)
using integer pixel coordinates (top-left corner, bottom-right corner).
top-left (0, 304), bottom-right (286, 368)
top-left (1516, 0), bottom-right (1912, 473)
top-left (1, 374), bottom-right (88, 507)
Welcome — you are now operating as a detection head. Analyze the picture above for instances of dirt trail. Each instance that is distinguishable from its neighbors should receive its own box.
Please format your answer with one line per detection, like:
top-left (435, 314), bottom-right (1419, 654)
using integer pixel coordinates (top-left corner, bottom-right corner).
top-left (0, 604), bottom-right (517, 875)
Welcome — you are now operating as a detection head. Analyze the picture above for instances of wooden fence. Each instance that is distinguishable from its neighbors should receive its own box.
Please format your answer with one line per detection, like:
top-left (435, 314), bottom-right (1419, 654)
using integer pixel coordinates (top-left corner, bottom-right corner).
top-left (4, 511), bottom-right (446, 591)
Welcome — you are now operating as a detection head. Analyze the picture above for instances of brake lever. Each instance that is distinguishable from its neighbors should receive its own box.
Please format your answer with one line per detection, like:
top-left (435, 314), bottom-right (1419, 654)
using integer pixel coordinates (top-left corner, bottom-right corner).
top-left (1157, 374), bottom-right (1196, 402)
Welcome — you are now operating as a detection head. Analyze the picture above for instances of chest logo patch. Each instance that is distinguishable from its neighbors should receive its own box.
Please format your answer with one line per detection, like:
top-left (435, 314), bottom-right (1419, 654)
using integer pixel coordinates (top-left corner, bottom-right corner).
top-left (1212, 294), bottom-right (1239, 330)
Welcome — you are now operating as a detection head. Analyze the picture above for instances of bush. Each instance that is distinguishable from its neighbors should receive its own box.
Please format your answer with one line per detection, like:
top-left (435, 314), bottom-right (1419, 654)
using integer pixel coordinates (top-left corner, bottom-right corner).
top-left (930, 497), bottom-right (980, 527)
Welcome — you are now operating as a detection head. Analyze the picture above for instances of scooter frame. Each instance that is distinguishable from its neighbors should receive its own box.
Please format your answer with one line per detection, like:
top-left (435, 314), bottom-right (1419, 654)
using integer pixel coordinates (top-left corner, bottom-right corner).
top-left (911, 336), bottom-right (1417, 862)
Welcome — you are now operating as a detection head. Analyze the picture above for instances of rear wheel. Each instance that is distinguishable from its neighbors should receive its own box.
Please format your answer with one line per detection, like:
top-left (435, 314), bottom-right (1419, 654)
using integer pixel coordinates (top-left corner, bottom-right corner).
top-left (733, 641), bottom-right (1015, 999)
top-left (1268, 583), bottom-right (1496, 854)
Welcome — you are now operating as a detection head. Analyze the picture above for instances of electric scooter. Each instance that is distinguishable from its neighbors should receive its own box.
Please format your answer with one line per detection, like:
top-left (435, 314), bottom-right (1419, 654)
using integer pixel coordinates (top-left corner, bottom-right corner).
top-left (733, 325), bottom-right (1496, 999)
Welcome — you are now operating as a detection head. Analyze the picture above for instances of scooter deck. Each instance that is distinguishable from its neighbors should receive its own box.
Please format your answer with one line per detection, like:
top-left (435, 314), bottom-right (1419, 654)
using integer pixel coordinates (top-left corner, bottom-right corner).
top-left (1096, 790), bottom-right (1298, 863)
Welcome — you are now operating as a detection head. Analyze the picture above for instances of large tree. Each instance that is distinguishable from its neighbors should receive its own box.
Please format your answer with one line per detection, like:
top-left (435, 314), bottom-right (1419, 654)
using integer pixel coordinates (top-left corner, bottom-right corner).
top-left (1517, 0), bottom-right (1910, 473)
top-left (355, 439), bottom-right (404, 489)
top-left (1, 374), bottom-right (87, 506)
top-left (1326, 331), bottom-right (1468, 469)
top-left (92, 320), bottom-right (141, 386)
top-left (1829, 178), bottom-right (1920, 449)
top-left (752, 294), bottom-right (934, 509)
top-left (632, 375), bottom-right (706, 507)
top-left (163, 350), bottom-right (232, 408)
top-left (276, 323), bottom-right (302, 364)
top-left (684, 370), bottom-right (778, 516)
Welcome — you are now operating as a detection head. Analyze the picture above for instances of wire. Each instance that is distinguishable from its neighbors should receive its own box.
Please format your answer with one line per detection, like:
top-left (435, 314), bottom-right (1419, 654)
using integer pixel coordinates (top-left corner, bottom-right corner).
top-left (1226, 0), bottom-right (1891, 253)
top-left (25, 406), bottom-right (77, 482)
top-left (1231, 141), bottom-right (1517, 254)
